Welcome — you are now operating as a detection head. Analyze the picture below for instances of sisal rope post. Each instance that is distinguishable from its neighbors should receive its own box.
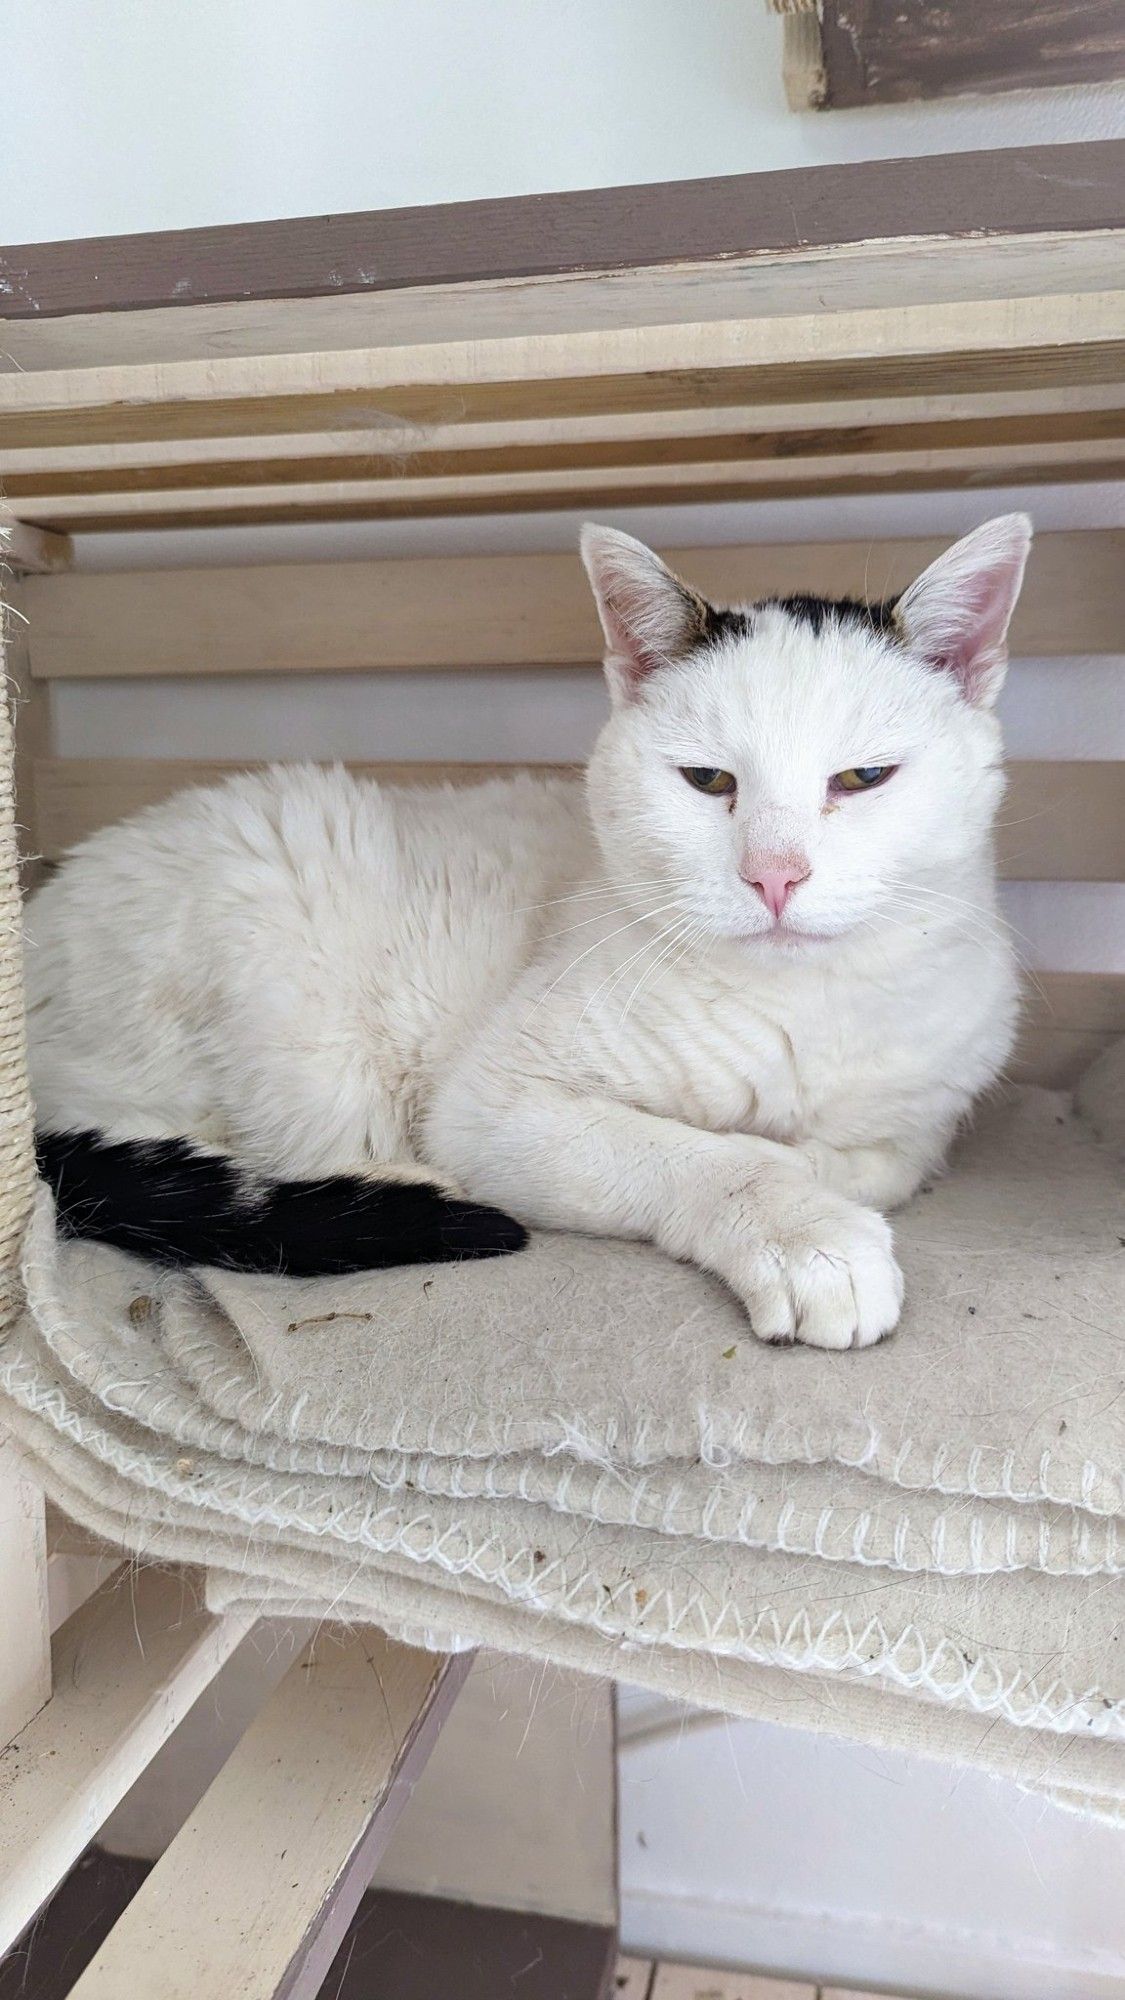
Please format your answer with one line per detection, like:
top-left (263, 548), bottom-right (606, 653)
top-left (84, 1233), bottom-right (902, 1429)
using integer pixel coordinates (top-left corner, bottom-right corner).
top-left (0, 591), bottom-right (38, 1331)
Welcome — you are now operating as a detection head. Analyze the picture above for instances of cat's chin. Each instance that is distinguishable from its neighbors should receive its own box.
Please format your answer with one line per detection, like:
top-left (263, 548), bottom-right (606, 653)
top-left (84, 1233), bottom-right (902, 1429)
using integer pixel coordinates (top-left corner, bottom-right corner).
top-left (732, 922), bottom-right (854, 954)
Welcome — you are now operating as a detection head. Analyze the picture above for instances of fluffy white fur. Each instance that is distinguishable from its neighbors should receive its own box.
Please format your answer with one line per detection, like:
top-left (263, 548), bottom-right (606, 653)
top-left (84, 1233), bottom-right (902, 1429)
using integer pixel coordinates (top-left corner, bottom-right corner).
top-left (26, 516), bottom-right (1029, 1348)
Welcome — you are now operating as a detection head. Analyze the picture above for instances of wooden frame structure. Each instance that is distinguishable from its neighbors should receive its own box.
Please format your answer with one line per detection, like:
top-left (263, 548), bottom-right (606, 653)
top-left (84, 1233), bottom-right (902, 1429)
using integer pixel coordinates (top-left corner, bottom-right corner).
top-left (1, 140), bottom-right (1123, 1996)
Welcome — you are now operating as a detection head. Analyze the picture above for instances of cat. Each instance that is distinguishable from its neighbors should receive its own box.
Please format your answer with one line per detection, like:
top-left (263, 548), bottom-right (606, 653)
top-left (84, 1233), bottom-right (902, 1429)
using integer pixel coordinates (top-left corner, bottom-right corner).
top-left (26, 514), bottom-right (1028, 1349)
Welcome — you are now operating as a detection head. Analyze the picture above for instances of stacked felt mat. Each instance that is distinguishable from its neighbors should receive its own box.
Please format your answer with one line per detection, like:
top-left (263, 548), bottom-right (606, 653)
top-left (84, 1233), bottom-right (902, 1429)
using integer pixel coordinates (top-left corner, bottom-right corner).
top-left (2, 1047), bottom-right (1122, 1819)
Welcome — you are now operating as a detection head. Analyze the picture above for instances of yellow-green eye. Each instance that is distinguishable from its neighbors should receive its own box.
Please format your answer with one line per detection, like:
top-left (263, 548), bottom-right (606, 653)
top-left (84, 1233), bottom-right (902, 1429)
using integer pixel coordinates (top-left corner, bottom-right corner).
top-left (831, 765), bottom-right (896, 794)
top-left (681, 767), bottom-right (737, 797)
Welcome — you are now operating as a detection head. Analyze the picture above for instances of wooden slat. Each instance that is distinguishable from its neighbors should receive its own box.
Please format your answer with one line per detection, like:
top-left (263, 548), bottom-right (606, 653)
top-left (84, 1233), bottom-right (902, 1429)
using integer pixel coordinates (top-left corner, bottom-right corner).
top-left (0, 1857), bottom-right (618, 2000)
top-left (29, 757), bottom-right (1125, 884)
top-left (1012, 971), bottom-right (1125, 1086)
top-left (0, 1442), bottom-right (50, 1751)
top-left (9, 405), bottom-right (1122, 500)
top-left (11, 435), bottom-right (1125, 532)
top-left (7, 383), bottom-right (1123, 477)
top-left (0, 1567), bottom-right (253, 1956)
top-left (3, 293), bottom-right (1123, 450)
top-left (5, 143), bottom-right (1121, 321)
top-left (0, 517), bottom-right (71, 576)
top-left (815, 0), bottom-right (1125, 108)
top-left (23, 532), bottom-right (1125, 680)
top-left (68, 1631), bottom-right (468, 2000)
top-left (2, 231), bottom-right (1122, 378)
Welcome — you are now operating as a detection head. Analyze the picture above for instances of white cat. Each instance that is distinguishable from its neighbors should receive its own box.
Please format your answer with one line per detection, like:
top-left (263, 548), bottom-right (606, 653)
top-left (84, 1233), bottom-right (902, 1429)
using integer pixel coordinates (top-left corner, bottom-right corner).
top-left (27, 515), bottom-right (1028, 1349)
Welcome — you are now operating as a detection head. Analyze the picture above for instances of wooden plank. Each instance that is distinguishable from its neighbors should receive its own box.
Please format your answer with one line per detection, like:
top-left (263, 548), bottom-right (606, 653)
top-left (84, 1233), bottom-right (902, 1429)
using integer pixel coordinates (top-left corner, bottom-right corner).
top-left (8, 404), bottom-right (1122, 500)
top-left (373, 1654), bottom-right (616, 1926)
top-left (994, 763), bottom-right (1125, 883)
top-left (3, 142), bottom-right (1120, 319)
top-left (1020, 970), bottom-right (1125, 1036)
top-left (0, 1567), bottom-right (253, 1955)
top-left (2, 292), bottom-right (1123, 449)
top-left (3, 230), bottom-right (1122, 375)
top-left (67, 1631), bottom-right (468, 2000)
top-left (0, 1441), bottom-right (50, 1752)
top-left (0, 1856), bottom-right (618, 2000)
top-left (0, 518), bottom-right (71, 576)
top-left (23, 531), bottom-right (1125, 680)
top-left (1, 577), bottom-right (53, 888)
top-left (11, 434), bottom-right (1125, 532)
top-left (816, 0), bottom-right (1125, 108)
top-left (779, 7), bottom-right (828, 112)
top-left (31, 758), bottom-right (1125, 883)
top-left (5, 382), bottom-right (1123, 476)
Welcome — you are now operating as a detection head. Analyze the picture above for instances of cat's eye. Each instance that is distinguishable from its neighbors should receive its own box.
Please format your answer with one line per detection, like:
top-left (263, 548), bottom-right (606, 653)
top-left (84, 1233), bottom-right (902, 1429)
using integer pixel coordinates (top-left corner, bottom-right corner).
top-left (681, 767), bottom-right (737, 797)
top-left (831, 765), bottom-right (897, 794)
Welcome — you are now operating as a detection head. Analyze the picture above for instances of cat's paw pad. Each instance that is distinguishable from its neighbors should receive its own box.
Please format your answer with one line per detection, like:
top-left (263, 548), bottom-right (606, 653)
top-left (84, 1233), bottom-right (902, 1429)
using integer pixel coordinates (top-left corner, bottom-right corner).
top-left (739, 1200), bottom-right (903, 1351)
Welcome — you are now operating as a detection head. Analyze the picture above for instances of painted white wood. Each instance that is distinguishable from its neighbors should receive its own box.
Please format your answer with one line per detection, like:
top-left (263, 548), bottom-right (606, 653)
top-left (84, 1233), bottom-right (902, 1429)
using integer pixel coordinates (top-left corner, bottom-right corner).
top-left (373, 1651), bottom-right (617, 1925)
top-left (69, 1630), bottom-right (468, 2000)
top-left (45, 1550), bottom-right (124, 1630)
top-left (0, 1565), bottom-right (253, 1956)
top-left (0, 1439), bottom-right (51, 1750)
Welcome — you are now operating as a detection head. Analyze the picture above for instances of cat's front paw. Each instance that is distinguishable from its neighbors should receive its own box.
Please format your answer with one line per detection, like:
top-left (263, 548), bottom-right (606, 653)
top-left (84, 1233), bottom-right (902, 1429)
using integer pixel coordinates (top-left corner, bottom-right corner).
top-left (732, 1195), bottom-right (903, 1351)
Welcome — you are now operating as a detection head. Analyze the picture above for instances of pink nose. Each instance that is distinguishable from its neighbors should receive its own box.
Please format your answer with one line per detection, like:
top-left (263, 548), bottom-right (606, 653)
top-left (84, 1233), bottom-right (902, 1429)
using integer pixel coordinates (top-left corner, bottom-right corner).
top-left (742, 862), bottom-right (810, 920)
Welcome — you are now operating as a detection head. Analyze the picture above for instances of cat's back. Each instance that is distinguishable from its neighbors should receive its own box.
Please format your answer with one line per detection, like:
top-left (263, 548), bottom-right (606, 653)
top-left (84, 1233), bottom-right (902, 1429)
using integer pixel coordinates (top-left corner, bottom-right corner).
top-left (26, 763), bottom-right (592, 1132)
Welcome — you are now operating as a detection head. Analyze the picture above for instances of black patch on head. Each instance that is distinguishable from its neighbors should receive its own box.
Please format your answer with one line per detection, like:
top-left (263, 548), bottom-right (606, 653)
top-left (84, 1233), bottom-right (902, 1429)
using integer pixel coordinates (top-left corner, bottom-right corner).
top-left (698, 602), bottom-right (754, 646)
top-left (763, 593), bottom-right (900, 640)
top-left (37, 1128), bottom-right (528, 1275)
top-left (679, 589), bottom-right (900, 657)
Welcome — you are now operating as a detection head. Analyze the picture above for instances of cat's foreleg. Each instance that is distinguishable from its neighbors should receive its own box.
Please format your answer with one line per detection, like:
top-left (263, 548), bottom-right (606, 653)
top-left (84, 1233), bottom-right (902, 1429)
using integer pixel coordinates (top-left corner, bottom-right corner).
top-left (796, 1138), bottom-right (934, 1212)
top-left (428, 1082), bottom-right (903, 1350)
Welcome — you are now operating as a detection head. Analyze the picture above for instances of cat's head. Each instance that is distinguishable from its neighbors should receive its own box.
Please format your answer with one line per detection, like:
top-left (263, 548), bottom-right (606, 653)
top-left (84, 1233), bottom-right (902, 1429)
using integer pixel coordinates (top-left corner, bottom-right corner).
top-left (581, 516), bottom-right (1031, 950)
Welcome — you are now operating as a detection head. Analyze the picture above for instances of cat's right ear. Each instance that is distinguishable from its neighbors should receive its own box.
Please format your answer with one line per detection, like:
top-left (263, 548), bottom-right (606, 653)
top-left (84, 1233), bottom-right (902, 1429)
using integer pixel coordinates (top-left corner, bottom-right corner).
top-left (581, 524), bottom-right (708, 705)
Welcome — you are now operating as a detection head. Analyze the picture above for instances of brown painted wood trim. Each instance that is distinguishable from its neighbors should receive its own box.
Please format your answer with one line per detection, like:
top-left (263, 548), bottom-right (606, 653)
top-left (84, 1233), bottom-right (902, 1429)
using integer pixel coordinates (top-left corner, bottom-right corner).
top-left (817, 0), bottom-right (1125, 108)
top-left (3, 140), bottom-right (1124, 319)
top-left (0, 1851), bottom-right (619, 2000)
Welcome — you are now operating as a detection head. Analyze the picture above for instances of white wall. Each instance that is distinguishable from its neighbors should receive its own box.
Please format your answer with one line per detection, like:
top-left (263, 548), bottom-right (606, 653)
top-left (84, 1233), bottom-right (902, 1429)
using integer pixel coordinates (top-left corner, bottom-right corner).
top-left (4, 0), bottom-right (1125, 243)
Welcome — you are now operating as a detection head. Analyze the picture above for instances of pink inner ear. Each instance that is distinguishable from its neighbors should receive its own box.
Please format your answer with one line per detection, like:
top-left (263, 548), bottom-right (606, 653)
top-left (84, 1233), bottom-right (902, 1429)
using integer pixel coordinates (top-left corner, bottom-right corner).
top-left (943, 558), bottom-right (1022, 695)
top-left (899, 518), bottom-right (1030, 708)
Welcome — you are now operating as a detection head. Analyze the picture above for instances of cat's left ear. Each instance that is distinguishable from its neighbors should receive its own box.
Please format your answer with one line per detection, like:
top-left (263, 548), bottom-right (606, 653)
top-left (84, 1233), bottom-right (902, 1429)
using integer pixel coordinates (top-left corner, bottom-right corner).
top-left (581, 524), bottom-right (712, 705)
top-left (895, 513), bottom-right (1032, 709)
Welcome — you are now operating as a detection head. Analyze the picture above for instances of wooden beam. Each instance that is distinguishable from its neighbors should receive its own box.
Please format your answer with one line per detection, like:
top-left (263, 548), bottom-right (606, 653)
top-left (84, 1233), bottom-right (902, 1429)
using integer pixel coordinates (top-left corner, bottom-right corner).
top-left (0, 1441), bottom-right (50, 1752)
top-left (0, 1568), bottom-right (253, 1956)
top-left (23, 532), bottom-right (1125, 680)
top-left (815, 0), bottom-right (1125, 108)
top-left (12, 439), bottom-right (1123, 531)
top-left (3, 292), bottom-right (1123, 450)
top-left (3, 142), bottom-right (1121, 319)
top-left (7, 404), bottom-right (1121, 500)
top-left (0, 1853), bottom-right (620, 2000)
top-left (5, 383), bottom-right (1123, 476)
top-left (68, 1632), bottom-right (468, 2000)
top-left (3, 230), bottom-right (1121, 376)
top-left (30, 758), bottom-right (1125, 883)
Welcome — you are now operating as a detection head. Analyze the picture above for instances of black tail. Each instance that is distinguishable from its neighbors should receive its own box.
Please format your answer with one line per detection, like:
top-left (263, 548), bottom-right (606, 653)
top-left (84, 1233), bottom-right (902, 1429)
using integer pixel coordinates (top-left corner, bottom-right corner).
top-left (36, 1129), bottom-right (528, 1276)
